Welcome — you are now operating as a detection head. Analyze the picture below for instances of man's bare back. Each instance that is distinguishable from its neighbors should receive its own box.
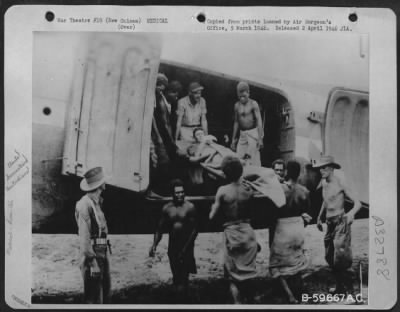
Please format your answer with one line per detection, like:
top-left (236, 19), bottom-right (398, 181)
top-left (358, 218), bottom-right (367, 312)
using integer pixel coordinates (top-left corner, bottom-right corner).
top-left (209, 156), bottom-right (259, 303)
top-left (211, 182), bottom-right (253, 222)
top-left (235, 100), bottom-right (258, 130)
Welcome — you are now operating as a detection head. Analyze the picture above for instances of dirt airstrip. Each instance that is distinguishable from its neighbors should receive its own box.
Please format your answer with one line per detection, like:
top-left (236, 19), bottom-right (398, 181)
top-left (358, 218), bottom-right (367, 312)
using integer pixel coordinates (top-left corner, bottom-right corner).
top-left (32, 220), bottom-right (368, 305)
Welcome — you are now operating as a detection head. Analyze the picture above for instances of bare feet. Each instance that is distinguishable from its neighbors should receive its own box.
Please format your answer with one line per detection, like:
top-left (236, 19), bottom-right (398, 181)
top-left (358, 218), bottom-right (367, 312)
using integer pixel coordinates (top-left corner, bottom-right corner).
top-left (229, 282), bottom-right (242, 304)
top-left (279, 277), bottom-right (298, 304)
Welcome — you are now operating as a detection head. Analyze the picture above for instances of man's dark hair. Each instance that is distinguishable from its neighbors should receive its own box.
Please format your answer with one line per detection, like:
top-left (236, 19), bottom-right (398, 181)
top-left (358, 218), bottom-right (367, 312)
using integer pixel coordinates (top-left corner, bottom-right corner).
top-left (272, 158), bottom-right (285, 170)
top-left (221, 156), bottom-right (243, 182)
top-left (170, 179), bottom-right (184, 194)
top-left (167, 80), bottom-right (183, 94)
top-left (192, 127), bottom-right (204, 139)
top-left (286, 160), bottom-right (301, 181)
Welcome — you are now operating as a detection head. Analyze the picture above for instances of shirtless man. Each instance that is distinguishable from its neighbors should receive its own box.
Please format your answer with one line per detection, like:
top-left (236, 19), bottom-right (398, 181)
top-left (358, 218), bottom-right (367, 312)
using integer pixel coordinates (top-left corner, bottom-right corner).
top-left (231, 81), bottom-right (264, 166)
top-left (149, 179), bottom-right (198, 301)
top-left (209, 156), bottom-right (258, 304)
top-left (314, 155), bottom-right (361, 295)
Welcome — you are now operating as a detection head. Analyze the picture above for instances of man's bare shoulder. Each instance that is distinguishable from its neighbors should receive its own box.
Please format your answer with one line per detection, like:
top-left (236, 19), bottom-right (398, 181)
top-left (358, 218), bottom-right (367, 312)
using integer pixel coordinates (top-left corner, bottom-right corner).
top-left (162, 201), bottom-right (175, 212)
top-left (219, 184), bottom-right (239, 199)
top-left (183, 200), bottom-right (194, 208)
top-left (250, 99), bottom-right (260, 108)
top-left (233, 101), bottom-right (241, 111)
top-left (184, 201), bottom-right (196, 214)
top-left (295, 183), bottom-right (310, 198)
top-left (326, 175), bottom-right (345, 188)
top-left (217, 184), bottom-right (229, 194)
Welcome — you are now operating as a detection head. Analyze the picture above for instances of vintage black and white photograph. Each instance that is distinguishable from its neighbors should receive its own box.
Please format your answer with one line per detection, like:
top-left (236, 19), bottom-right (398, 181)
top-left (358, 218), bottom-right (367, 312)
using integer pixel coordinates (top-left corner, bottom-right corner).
top-left (29, 31), bottom-right (372, 305)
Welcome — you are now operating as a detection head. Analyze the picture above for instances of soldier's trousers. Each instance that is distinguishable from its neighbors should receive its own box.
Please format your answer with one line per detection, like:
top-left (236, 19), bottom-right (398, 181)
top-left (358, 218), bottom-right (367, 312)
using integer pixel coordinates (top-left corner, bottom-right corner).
top-left (80, 245), bottom-right (111, 304)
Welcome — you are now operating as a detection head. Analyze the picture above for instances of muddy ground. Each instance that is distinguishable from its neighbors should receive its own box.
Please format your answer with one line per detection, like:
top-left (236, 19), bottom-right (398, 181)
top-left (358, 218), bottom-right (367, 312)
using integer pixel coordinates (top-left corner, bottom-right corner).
top-left (32, 219), bottom-right (368, 305)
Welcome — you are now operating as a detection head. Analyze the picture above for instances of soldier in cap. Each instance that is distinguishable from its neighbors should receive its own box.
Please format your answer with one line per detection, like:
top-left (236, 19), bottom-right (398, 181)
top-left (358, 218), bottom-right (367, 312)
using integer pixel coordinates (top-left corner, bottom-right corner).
top-left (231, 81), bottom-right (264, 166)
top-left (75, 167), bottom-right (111, 303)
top-left (314, 155), bottom-right (361, 295)
top-left (175, 81), bottom-right (208, 142)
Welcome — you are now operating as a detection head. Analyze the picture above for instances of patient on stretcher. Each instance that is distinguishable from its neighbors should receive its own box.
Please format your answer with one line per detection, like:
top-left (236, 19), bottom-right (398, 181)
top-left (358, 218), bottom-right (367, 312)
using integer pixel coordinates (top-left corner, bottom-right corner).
top-left (176, 128), bottom-right (285, 207)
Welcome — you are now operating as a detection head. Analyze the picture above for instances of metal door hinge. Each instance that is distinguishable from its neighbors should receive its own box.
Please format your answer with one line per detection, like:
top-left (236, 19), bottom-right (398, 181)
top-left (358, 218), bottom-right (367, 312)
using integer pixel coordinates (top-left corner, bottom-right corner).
top-left (133, 172), bottom-right (143, 181)
top-left (308, 111), bottom-right (325, 124)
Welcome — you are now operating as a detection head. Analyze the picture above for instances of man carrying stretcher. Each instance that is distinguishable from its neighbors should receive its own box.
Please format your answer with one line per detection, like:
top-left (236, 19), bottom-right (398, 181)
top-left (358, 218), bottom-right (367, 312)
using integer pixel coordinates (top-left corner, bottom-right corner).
top-left (209, 156), bottom-right (260, 304)
top-left (177, 127), bottom-right (285, 207)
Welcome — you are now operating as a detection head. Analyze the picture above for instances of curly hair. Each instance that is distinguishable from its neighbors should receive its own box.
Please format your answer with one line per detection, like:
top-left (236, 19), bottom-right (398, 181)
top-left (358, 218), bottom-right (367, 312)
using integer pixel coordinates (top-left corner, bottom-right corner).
top-left (286, 160), bottom-right (301, 181)
top-left (170, 179), bottom-right (184, 195)
top-left (221, 156), bottom-right (243, 182)
top-left (192, 127), bottom-right (204, 139)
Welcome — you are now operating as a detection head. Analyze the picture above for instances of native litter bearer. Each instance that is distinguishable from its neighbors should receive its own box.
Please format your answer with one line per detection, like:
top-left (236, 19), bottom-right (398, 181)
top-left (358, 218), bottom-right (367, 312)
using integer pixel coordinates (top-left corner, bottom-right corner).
top-left (314, 155), bottom-right (361, 295)
top-left (231, 81), bottom-right (264, 166)
top-left (209, 156), bottom-right (260, 304)
top-left (269, 160), bottom-right (312, 304)
top-left (75, 167), bottom-right (112, 304)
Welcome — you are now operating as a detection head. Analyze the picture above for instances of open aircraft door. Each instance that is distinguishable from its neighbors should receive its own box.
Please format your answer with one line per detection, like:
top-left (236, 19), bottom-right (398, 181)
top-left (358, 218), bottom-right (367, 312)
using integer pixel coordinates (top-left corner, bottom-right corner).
top-left (324, 88), bottom-right (369, 204)
top-left (62, 33), bottom-right (161, 192)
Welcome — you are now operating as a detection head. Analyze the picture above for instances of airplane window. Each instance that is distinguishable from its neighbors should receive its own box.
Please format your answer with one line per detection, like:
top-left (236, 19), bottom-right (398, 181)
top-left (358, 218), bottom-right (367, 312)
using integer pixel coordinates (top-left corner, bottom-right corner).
top-left (43, 107), bottom-right (52, 116)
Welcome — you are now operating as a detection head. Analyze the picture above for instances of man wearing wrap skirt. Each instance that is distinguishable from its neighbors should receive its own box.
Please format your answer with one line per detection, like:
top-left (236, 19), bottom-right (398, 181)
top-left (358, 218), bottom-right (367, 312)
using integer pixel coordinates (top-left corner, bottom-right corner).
top-left (209, 155), bottom-right (259, 304)
top-left (231, 81), bottom-right (264, 166)
top-left (269, 160), bottom-right (312, 303)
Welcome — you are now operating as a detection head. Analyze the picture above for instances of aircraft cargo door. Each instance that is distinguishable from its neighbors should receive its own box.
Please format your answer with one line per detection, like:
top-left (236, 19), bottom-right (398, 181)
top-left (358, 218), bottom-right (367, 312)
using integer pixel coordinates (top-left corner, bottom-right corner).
top-left (324, 89), bottom-right (369, 204)
top-left (62, 33), bottom-right (161, 192)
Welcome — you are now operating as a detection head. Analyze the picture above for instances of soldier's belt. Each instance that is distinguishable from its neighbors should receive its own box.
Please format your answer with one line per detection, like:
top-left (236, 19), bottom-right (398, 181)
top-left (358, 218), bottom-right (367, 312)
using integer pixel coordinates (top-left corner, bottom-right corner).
top-left (91, 238), bottom-right (113, 254)
top-left (91, 238), bottom-right (107, 245)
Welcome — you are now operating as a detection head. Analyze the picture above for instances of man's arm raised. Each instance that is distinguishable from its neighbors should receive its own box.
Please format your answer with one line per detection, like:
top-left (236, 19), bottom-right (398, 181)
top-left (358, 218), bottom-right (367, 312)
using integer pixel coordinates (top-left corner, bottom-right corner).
top-left (209, 187), bottom-right (224, 220)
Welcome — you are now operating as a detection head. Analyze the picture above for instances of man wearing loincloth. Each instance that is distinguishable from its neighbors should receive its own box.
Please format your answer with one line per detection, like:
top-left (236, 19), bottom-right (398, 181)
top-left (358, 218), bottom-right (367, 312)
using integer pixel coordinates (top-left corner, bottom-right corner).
top-left (315, 155), bottom-right (361, 295)
top-left (149, 179), bottom-right (198, 301)
top-left (231, 81), bottom-right (264, 166)
top-left (209, 156), bottom-right (259, 304)
top-left (75, 167), bottom-right (111, 304)
top-left (269, 160), bottom-right (312, 303)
